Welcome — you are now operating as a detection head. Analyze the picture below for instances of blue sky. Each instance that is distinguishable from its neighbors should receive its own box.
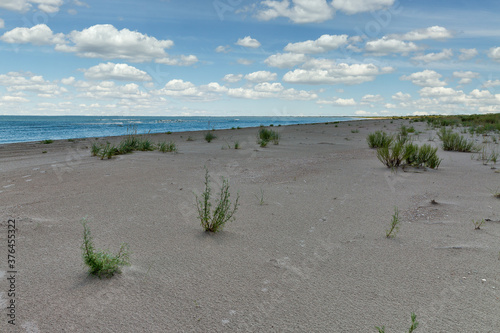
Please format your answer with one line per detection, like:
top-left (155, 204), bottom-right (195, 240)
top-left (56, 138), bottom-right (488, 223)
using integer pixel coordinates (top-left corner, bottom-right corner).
top-left (0, 0), bottom-right (499, 116)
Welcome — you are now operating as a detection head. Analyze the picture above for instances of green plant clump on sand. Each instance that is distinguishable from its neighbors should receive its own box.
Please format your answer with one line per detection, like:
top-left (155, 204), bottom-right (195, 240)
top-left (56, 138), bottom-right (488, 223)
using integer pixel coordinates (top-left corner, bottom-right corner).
top-left (41, 139), bottom-right (54, 144)
top-left (258, 128), bottom-right (280, 147)
top-left (367, 131), bottom-right (394, 148)
top-left (196, 168), bottom-right (239, 232)
top-left (437, 128), bottom-right (477, 152)
top-left (158, 141), bottom-right (177, 153)
top-left (376, 138), bottom-right (442, 170)
top-left (386, 207), bottom-right (400, 238)
top-left (205, 132), bottom-right (217, 143)
top-left (81, 219), bottom-right (130, 278)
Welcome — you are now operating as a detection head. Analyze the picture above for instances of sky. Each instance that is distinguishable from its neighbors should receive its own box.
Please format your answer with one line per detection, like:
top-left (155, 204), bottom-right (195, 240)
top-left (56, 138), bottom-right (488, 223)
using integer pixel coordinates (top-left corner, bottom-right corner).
top-left (0, 0), bottom-right (499, 117)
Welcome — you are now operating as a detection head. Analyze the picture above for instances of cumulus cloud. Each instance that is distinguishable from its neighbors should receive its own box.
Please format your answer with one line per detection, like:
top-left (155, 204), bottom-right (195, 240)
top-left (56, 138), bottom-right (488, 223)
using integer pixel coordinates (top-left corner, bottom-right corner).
top-left (283, 59), bottom-right (393, 85)
top-left (82, 63), bottom-right (152, 81)
top-left (254, 82), bottom-right (284, 92)
top-left (228, 86), bottom-right (317, 100)
top-left (400, 70), bottom-right (446, 87)
top-left (487, 47), bottom-right (500, 62)
top-left (284, 34), bottom-right (348, 54)
top-left (1, 95), bottom-right (29, 102)
top-left (392, 92), bottom-right (411, 101)
top-left (244, 70), bottom-right (277, 82)
top-left (222, 74), bottom-right (243, 83)
top-left (365, 37), bottom-right (419, 56)
top-left (215, 45), bottom-right (230, 53)
top-left (361, 94), bottom-right (383, 104)
top-left (419, 87), bottom-right (463, 98)
top-left (264, 52), bottom-right (308, 68)
top-left (56, 24), bottom-right (174, 62)
top-left (0, 71), bottom-right (66, 97)
top-left (235, 36), bottom-right (261, 48)
top-left (0, 0), bottom-right (63, 13)
top-left (257, 0), bottom-right (334, 24)
top-left (155, 54), bottom-right (198, 66)
top-left (482, 80), bottom-right (500, 88)
top-left (453, 71), bottom-right (479, 85)
top-left (458, 48), bottom-right (478, 61)
top-left (1, 24), bottom-right (65, 45)
top-left (332, 0), bottom-right (395, 15)
top-left (411, 49), bottom-right (453, 63)
top-left (390, 26), bottom-right (453, 41)
top-left (316, 97), bottom-right (356, 106)
top-left (76, 81), bottom-right (149, 100)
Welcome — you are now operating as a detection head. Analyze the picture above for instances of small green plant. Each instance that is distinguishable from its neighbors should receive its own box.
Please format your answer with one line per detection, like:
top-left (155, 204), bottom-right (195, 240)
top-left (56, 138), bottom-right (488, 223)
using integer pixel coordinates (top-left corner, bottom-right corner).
top-left (258, 128), bottom-right (280, 147)
top-left (472, 218), bottom-right (485, 230)
top-left (98, 143), bottom-right (117, 160)
top-left (351, 129), bottom-right (359, 133)
top-left (234, 141), bottom-right (240, 149)
top-left (137, 138), bottom-right (155, 151)
top-left (386, 207), bottom-right (400, 238)
top-left (196, 168), bottom-right (239, 232)
top-left (81, 218), bottom-right (130, 278)
top-left (187, 136), bottom-right (194, 141)
top-left (375, 312), bottom-right (419, 333)
top-left (367, 131), bottom-right (394, 149)
top-left (205, 132), bottom-right (216, 143)
top-left (158, 141), bottom-right (177, 153)
top-left (437, 128), bottom-right (477, 152)
top-left (42, 150), bottom-right (47, 154)
top-left (41, 139), bottom-right (54, 144)
top-left (254, 187), bottom-right (265, 205)
top-left (91, 142), bottom-right (101, 156)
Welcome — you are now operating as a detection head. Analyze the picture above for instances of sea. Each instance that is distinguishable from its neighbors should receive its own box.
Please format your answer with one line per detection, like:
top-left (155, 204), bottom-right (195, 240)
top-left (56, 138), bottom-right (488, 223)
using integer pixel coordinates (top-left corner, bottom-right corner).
top-left (0, 115), bottom-right (355, 145)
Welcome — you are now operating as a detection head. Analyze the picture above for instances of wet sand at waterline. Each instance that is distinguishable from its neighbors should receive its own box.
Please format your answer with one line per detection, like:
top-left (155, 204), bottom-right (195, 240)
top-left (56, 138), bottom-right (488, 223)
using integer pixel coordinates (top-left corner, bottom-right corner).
top-left (0, 119), bottom-right (499, 332)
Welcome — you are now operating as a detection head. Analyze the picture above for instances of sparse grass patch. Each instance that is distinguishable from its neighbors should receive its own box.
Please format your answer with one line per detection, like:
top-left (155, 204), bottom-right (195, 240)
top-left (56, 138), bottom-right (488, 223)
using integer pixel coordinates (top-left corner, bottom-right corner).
top-left (472, 218), bottom-right (485, 230)
top-left (41, 139), bottom-right (54, 144)
top-left (386, 207), bottom-right (400, 238)
top-left (196, 168), bottom-right (239, 233)
top-left (205, 132), bottom-right (216, 143)
top-left (158, 141), bottom-right (177, 153)
top-left (376, 140), bottom-right (441, 170)
top-left (81, 218), bottom-right (130, 278)
top-left (234, 141), bottom-right (240, 149)
top-left (258, 128), bottom-right (280, 147)
top-left (375, 312), bottom-right (419, 333)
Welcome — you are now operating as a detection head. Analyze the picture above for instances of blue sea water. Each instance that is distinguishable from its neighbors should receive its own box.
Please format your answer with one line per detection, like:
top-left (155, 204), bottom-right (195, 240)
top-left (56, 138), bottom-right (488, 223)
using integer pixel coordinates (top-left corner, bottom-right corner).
top-left (0, 116), bottom-right (355, 145)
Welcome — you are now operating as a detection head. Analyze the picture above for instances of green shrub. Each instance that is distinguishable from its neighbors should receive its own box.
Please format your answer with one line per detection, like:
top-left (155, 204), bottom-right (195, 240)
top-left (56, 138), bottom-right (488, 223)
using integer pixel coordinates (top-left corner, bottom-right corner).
top-left (137, 138), bottom-right (155, 151)
top-left (234, 141), bottom-right (240, 149)
top-left (81, 219), bottom-right (130, 278)
top-left (196, 168), bottom-right (239, 232)
top-left (205, 132), bottom-right (216, 143)
top-left (41, 139), bottom-right (54, 144)
top-left (437, 128), bottom-right (477, 152)
top-left (377, 140), bottom-right (441, 169)
top-left (367, 131), bottom-right (394, 148)
top-left (158, 141), bottom-right (177, 153)
top-left (258, 128), bottom-right (280, 146)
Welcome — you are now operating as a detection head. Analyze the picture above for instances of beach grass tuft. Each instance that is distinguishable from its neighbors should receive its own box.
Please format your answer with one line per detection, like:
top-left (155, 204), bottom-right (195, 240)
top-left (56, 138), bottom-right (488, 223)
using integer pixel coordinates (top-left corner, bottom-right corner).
top-left (258, 128), bottom-right (280, 147)
top-left (158, 141), bottom-right (177, 153)
top-left (437, 128), bottom-right (477, 152)
top-left (41, 139), bottom-right (54, 144)
top-left (386, 207), bottom-right (400, 238)
top-left (81, 218), bottom-right (130, 278)
top-left (205, 132), bottom-right (216, 143)
top-left (196, 168), bottom-right (239, 233)
top-left (367, 131), bottom-right (393, 149)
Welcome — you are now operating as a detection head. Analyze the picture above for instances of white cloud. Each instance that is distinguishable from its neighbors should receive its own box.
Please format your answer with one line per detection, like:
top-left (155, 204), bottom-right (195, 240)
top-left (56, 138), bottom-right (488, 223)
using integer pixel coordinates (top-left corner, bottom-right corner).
top-left (487, 47), bottom-right (500, 62)
top-left (0, 19), bottom-right (4, 29)
top-left (254, 82), bottom-right (284, 92)
top-left (316, 97), bottom-right (356, 106)
top-left (0, 0), bottom-right (63, 13)
top-left (257, 0), bottom-right (334, 24)
top-left (332, 0), bottom-right (395, 15)
top-left (82, 63), bottom-right (152, 81)
top-left (419, 87), bottom-right (462, 98)
top-left (244, 70), bottom-right (277, 82)
top-left (355, 110), bottom-right (377, 115)
top-left (365, 37), bottom-right (419, 56)
top-left (453, 71), bottom-right (479, 85)
top-left (1, 24), bottom-right (65, 45)
top-left (458, 48), bottom-right (478, 61)
top-left (235, 36), bottom-right (261, 48)
top-left (237, 58), bottom-right (254, 65)
top-left (482, 80), bottom-right (500, 88)
top-left (1, 95), bottom-right (29, 102)
top-left (411, 49), bottom-right (452, 63)
top-left (283, 60), bottom-right (393, 85)
top-left (390, 26), bottom-right (453, 41)
top-left (0, 72), bottom-right (66, 97)
top-left (284, 34), bottom-right (348, 54)
top-left (361, 94), bottom-right (383, 104)
top-left (392, 92), bottom-right (411, 101)
top-left (215, 45), bottom-right (230, 53)
top-left (222, 74), bottom-right (243, 83)
top-left (56, 24), bottom-right (174, 62)
top-left (264, 52), bottom-right (307, 68)
top-left (155, 54), bottom-right (198, 66)
top-left (61, 77), bottom-right (75, 85)
top-left (400, 70), bottom-right (446, 87)
top-left (77, 81), bottom-right (150, 100)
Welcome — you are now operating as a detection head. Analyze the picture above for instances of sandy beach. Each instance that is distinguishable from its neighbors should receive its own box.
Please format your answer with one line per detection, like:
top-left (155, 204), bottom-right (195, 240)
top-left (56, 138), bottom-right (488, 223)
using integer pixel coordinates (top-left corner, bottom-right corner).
top-left (1, 118), bottom-right (499, 332)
